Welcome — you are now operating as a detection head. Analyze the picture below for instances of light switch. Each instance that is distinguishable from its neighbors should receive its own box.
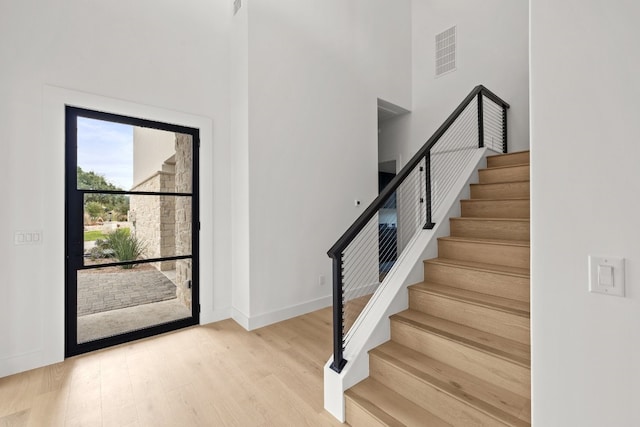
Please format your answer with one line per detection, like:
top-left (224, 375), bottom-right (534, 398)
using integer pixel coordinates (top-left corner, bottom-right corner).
top-left (589, 255), bottom-right (625, 297)
top-left (14, 230), bottom-right (43, 246)
top-left (598, 265), bottom-right (614, 287)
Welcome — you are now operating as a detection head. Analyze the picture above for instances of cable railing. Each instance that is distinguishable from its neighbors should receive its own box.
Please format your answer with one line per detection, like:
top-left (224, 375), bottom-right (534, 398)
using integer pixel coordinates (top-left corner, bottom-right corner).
top-left (327, 85), bottom-right (510, 373)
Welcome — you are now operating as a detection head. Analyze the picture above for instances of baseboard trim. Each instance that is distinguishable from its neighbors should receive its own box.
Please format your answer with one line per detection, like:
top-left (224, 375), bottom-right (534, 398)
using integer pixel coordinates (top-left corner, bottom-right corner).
top-left (200, 307), bottom-right (232, 325)
top-left (228, 296), bottom-right (333, 331)
top-left (231, 308), bottom-right (250, 330)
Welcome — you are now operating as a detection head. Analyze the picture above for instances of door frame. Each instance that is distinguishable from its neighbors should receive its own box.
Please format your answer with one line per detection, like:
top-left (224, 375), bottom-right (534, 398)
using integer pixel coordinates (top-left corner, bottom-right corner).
top-left (65, 106), bottom-right (200, 357)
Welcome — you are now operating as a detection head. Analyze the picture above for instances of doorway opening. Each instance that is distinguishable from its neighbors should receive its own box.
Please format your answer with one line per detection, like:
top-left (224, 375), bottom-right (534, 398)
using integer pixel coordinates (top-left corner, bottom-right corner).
top-left (65, 107), bottom-right (200, 357)
top-left (377, 98), bottom-right (409, 280)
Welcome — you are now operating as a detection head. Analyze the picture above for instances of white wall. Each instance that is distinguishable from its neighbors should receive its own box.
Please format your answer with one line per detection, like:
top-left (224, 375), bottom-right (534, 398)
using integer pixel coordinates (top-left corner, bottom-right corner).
top-left (380, 0), bottom-right (529, 170)
top-left (0, 0), bottom-right (233, 377)
top-left (229, 0), bottom-right (252, 326)
top-left (232, 0), bottom-right (412, 328)
top-left (531, 1), bottom-right (640, 425)
top-left (132, 127), bottom-right (176, 188)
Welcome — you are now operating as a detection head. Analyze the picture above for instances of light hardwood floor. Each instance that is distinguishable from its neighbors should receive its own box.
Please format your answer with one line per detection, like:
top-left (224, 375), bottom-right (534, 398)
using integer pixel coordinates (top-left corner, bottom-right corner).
top-left (0, 308), bottom-right (343, 426)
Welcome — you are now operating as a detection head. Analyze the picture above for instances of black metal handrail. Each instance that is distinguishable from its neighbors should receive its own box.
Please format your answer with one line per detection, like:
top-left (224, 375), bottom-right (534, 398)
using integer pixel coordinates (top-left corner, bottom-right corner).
top-left (328, 85), bottom-right (510, 373)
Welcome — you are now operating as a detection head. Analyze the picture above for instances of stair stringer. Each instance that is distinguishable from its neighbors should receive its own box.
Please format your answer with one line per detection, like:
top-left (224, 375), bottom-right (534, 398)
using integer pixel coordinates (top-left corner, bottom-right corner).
top-left (324, 147), bottom-right (494, 422)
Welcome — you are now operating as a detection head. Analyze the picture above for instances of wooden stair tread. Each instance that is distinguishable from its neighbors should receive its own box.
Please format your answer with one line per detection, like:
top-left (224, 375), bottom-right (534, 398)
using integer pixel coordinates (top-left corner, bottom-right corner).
top-left (485, 151), bottom-right (530, 173)
top-left (438, 236), bottom-right (530, 247)
top-left (461, 197), bottom-right (529, 202)
top-left (450, 217), bottom-right (530, 222)
top-left (409, 282), bottom-right (530, 317)
top-left (346, 378), bottom-right (451, 427)
top-left (424, 257), bottom-right (530, 277)
top-left (469, 181), bottom-right (530, 199)
top-left (391, 309), bottom-right (531, 367)
top-left (480, 162), bottom-right (529, 171)
top-left (487, 150), bottom-right (529, 159)
top-left (460, 198), bottom-right (530, 219)
top-left (372, 341), bottom-right (531, 426)
top-left (471, 179), bottom-right (530, 185)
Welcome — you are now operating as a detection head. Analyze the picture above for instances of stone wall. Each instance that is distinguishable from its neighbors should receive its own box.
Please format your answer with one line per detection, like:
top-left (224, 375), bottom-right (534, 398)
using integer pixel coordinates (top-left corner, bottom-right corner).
top-left (130, 171), bottom-right (176, 271)
top-left (129, 131), bottom-right (193, 309)
top-left (175, 134), bottom-right (193, 308)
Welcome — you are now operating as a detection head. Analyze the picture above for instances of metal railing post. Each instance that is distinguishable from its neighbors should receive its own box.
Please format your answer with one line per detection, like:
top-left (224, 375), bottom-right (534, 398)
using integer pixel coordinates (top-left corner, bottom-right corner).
top-left (423, 151), bottom-right (435, 229)
top-left (477, 92), bottom-right (484, 148)
top-left (330, 254), bottom-right (347, 373)
top-left (502, 105), bottom-right (508, 153)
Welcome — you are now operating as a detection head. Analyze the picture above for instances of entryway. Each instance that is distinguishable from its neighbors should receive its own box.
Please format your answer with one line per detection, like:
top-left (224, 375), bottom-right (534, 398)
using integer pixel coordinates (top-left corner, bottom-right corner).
top-left (65, 107), bottom-right (200, 356)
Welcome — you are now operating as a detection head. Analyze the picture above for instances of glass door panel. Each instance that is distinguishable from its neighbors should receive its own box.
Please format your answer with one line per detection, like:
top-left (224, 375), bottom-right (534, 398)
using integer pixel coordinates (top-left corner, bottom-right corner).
top-left (65, 107), bottom-right (199, 356)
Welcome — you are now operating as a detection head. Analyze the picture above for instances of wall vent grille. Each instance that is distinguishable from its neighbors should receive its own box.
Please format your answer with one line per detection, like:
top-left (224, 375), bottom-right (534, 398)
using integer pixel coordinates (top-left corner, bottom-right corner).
top-left (435, 26), bottom-right (456, 77)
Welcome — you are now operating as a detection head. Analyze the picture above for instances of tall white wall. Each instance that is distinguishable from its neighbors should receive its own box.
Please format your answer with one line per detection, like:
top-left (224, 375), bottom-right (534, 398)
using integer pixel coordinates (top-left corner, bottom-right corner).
top-left (239, 0), bottom-right (412, 327)
top-left (531, 1), bottom-right (640, 425)
top-left (229, 0), bottom-right (252, 324)
top-left (380, 0), bottom-right (529, 170)
top-left (132, 127), bottom-right (176, 188)
top-left (0, 0), bottom-right (233, 377)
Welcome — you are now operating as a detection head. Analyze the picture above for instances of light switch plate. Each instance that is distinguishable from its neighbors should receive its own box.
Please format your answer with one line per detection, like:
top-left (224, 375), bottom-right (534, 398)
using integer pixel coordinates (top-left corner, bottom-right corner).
top-left (589, 255), bottom-right (625, 297)
top-left (14, 230), bottom-right (44, 246)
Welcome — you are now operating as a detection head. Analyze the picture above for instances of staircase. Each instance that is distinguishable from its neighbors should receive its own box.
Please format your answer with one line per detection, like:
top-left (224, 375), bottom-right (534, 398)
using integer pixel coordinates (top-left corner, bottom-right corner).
top-left (344, 151), bottom-right (530, 426)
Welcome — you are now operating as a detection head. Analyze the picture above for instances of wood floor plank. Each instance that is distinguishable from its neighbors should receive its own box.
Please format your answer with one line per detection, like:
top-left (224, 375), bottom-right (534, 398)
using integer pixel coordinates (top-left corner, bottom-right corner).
top-left (0, 308), bottom-right (341, 426)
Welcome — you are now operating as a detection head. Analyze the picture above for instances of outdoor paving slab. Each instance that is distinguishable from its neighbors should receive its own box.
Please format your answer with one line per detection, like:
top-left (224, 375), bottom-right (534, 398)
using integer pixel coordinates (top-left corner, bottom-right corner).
top-left (77, 299), bottom-right (192, 343)
top-left (77, 269), bottom-right (177, 316)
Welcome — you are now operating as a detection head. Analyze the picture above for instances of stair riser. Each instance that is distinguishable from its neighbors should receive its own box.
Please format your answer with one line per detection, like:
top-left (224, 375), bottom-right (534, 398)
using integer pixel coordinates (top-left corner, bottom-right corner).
top-left (479, 165), bottom-right (529, 184)
top-left (408, 290), bottom-right (530, 345)
top-left (345, 397), bottom-right (389, 427)
top-left (470, 182), bottom-right (529, 199)
top-left (450, 219), bottom-right (530, 241)
top-left (370, 356), bottom-right (509, 427)
top-left (461, 200), bottom-right (530, 218)
top-left (438, 240), bottom-right (530, 269)
top-left (391, 321), bottom-right (531, 398)
top-left (423, 262), bottom-right (529, 302)
top-left (487, 152), bottom-right (529, 168)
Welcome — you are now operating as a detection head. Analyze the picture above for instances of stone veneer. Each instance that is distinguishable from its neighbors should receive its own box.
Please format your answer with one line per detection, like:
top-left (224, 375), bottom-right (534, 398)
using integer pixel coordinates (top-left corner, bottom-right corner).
top-left (174, 134), bottom-right (193, 309)
top-left (129, 132), bottom-right (193, 309)
top-left (129, 171), bottom-right (176, 271)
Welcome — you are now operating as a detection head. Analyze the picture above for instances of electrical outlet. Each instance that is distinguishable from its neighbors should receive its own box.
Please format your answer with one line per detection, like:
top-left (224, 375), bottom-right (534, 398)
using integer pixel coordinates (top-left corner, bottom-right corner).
top-left (318, 275), bottom-right (326, 286)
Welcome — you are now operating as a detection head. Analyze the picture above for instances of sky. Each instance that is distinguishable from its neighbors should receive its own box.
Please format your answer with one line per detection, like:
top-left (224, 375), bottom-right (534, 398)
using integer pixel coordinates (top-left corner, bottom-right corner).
top-left (77, 117), bottom-right (133, 190)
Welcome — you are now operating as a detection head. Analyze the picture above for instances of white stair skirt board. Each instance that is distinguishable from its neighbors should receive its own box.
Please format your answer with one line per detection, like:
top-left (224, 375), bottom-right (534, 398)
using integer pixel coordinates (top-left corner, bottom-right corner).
top-left (323, 147), bottom-right (490, 422)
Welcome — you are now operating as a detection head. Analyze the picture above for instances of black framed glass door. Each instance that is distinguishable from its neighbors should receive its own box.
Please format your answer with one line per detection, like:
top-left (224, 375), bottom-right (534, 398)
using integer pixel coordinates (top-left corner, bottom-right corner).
top-left (65, 107), bottom-right (199, 357)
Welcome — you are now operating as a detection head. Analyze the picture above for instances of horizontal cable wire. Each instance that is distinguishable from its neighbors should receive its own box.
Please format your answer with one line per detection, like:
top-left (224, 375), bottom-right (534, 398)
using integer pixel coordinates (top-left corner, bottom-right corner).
top-left (332, 88), bottom-right (512, 373)
top-left (483, 97), bottom-right (505, 152)
top-left (342, 158), bottom-right (425, 343)
top-left (340, 93), bottom-right (504, 352)
top-left (431, 101), bottom-right (478, 215)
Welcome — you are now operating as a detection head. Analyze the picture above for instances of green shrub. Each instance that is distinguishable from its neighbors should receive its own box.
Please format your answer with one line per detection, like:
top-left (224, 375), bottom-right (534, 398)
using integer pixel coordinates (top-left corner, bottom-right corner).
top-left (104, 229), bottom-right (147, 269)
top-left (88, 239), bottom-right (113, 259)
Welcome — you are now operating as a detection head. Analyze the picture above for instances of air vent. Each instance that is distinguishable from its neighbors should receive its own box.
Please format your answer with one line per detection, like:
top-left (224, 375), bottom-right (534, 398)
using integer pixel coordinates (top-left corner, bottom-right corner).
top-left (233, 0), bottom-right (241, 15)
top-left (435, 26), bottom-right (456, 77)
